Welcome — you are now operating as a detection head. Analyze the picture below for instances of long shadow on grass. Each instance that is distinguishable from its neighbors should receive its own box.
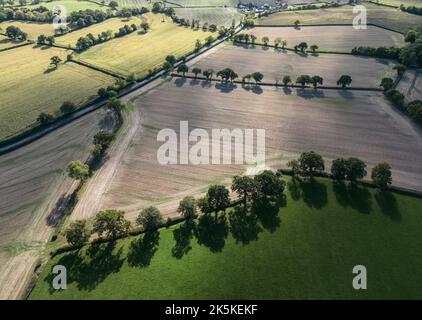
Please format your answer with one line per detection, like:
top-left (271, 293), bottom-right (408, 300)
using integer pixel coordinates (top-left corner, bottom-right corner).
top-left (229, 206), bottom-right (262, 244)
top-left (45, 241), bottom-right (124, 292)
top-left (251, 196), bottom-right (284, 233)
top-left (195, 213), bottom-right (229, 253)
top-left (172, 220), bottom-right (196, 259)
top-left (333, 182), bottom-right (372, 214)
top-left (299, 179), bottom-right (328, 209)
top-left (375, 191), bottom-right (401, 221)
top-left (127, 231), bottom-right (160, 267)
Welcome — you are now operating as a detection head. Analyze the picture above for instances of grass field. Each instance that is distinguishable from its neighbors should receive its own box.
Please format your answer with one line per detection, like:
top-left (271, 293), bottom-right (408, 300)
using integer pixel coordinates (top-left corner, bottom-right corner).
top-left (248, 25), bottom-right (404, 52)
top-left (76, 13), bottom-right (213, 77)
top-left (0, 108), bottom-right (114, 299)
top-left (0, 21), bottom-right (55, 39)
top-left (257, 3), bottom-right (422, 33)
top-left (0, 45), bottom-right (115, 140)
top-left (375, 0), bottom-right (422, 7)
top-left (0, 34), bottom-right (25, 50)
top-left (174, 7), bottom-right (243, 27)
top-left (23, 0), bottom-right (109, 13)
top-left (191, 44), bottom-right (396, 87)
top-left (55, 16), bottom-right (143, 47)
top-left (31, 176), bottom-right (422, 299)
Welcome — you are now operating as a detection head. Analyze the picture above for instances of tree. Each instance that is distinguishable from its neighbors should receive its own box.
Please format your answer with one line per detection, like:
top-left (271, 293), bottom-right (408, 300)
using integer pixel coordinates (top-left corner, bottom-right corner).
top-left (93, 209), bottom-right (131, 239)
top-left (37, 112), bottom-right (54, 125)
top-left (298, 151), bottom-right (325, 178)
top-left (393, 64), bottom-right (406, 76)
top-left (232, 175), bottom-right (256, 205)
top-left (205, 35), bottom-right (214, 45)
top-left (346, 157), bottom-right (367, 182)
top-left (311, 75), bottom-right (323, 89)
top-left (282, 75), bottom-right (292, 86)
top-left (195, 39), bottom-right (202, 52)
top-left (310, 44), bottom-right (318, 53)
top-left (371, 162), bottom-right (392, 189)
top-left (177, 63), bottom-right (188, 75)
top-left (202, 185), bottom-right (230, 214)
top-left (337, 75), bottom-right (352, 88)
top-left (50, 55), bottom-right (62, 68)
top-left (66, 160), bottom-right (89, 181)
top-left (281, 40), bottom-right (287, 49)
top-left (287, 159), bottom-right (300, 177)
top-left (60, 101), bottom-right (76, 114)
top-left (242, 74), bottom-right (252, 84)
top-left (297, 42), bottom-right (308, 52)
top-left (106, 97), bottom-right (124, 113)
top-left (37, 34), bottom-right (47, 45)
top-left (253, 170), bottom-right (286, 199)
top-left (192, 67), bottom-right (202, 78)
top-left (331, 158), bottom-right (349, 181)
top-left (152, 1), bottom-right (161, 13)
top-left (65, 220), bottom-right (90, 247)
top-left (140, 21), bottom-right (149, 33)
top-left (165, 55), bottom-right (176, 66)
top-left (137, 206), bottom-right (163, 230)
top-left (177, 196), bottom-right (197, 219)
top-left (203, 68), bottom-right (214, 80)
top-left (407, 100), bottom-right (422, 123)
top-left (274, 37), bottom-right (282, 48)
top-left (294, 19), bottom-right (300, 27)
top-left (380, 77), bottom-right (394, 91)
top-left (296, 75), bottom-right (311, 88)
top-left (251, 71), bottom-right (264, 84)
top-left (109, 0), bottom-right (118, 9)
top-left (93, 131), bottom-right (115, 149)
top-left (216, 68), bottom-right (238, 82)
top-left (261, 36), bottom-right (269, 46)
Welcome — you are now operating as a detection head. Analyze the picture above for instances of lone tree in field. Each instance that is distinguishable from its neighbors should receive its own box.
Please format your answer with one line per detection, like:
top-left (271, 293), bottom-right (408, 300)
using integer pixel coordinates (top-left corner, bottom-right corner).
top-left (203, 68), bottom-right (214, 80)
top-left (296, 75), bottom-right (312, 88)
top-left (337, 75), bottom-right (352, 88)
top-left (311, 75), bottom-right (323, 89)
top-left (177, 64), bottom-right (189, 75)
top-left (50, 55), bottom-right (62, 68)
top-left (281, 40), bottom-right (287, 49)
top-left (380, 77), bottom-right (394, 91)
top-left (93, 209), bottom-right (131, 239)
top-left (137, 206), bottom-right (163, 231)
top-left (165, 55), bottom-right (176, 66)
top-left (216, 68), bottom-right (238, 82)
top-left (371, 162), bottom-right (392, 190)
top-left (294, 19), bottom-right (300, 27)
top-left (282, 75), bottom-right (292, 86)
top-left (192, 67), bottom-right (202, 78)
top-left (65, 220), bottom-right (91, 247)
top-left (393, 64), bottom-right (406, 76)
top-left (297, 42), bottom-right (308, 53)
top-left (199, 185), bottom-right (230, 215)
top-left (298, 151), bottom-right (325, 178)
top-left (274, 37), bottom-right (282, 48)
top-left (37, 112), bottom-right (54, 125)
top-left (232, 175), bottom-right (256, 205)
top-left (60, 101), bottom-right (76, 114)
top-left (261, 36), bottom-right (269, 46)
top-left (251, 71), bottom-right (264, 84)
top-left (140, 21), bottom-right (150, 33)
top-left (66, 160), bottom-right (89, 181)
top-left (310, 44), bottom-right (318, 54)
top-left (177, 196), bottom-right (197, 220)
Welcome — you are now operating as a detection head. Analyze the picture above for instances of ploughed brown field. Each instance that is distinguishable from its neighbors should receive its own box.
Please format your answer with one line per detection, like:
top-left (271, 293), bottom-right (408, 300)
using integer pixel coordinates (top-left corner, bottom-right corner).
top-left (247, 25), bottom-right (404, 52)
top-left (72, 78), bottom-right (422, 224)
top-left (0, 109), bottom-right (114, 299)
top-left (190, 44), bottom-right (396, 87)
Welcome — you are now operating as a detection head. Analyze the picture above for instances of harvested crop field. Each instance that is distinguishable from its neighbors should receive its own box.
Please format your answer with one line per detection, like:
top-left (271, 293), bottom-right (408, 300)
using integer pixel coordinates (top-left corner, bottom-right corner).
top-left (0, 21), bottom-right (55, 39)
top-left (0, 108), bottom-right (114, 299)
top-left (72, 78), bottom-right (422, 223)
top-left (190, 44), bottom-right (396, 87)
top-left (55, 16), bottom-right (144, 48)
top-left (247, 25), bottom-right (404, 52)
top-left (257, 4), bottom-right (422, 33)
top-left (396, 69), bottom-right (422, 102)
top-left (173, 7), bottom-right (243, 27)
top-left (0, 45), bottom-right (115, 141)
top-left (76, 13), bottom-right (213, 78)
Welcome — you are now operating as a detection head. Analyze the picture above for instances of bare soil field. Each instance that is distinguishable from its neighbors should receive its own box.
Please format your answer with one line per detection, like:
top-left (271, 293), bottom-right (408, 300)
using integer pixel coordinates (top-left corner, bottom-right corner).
top-left (247, 25), bottom-right (405, 52)
top-left (190, 44), bottom-right (396, 87)
top-left (72, 78), bottom-right (422, 224)
top-left (173, 7), bottom-right (243, 27)
top-left (257, 4), bottom-right (422, 33)
top-left (0, 108), bottom-right (114, 299)
top-left (396, 69), bottom-right (422, 102)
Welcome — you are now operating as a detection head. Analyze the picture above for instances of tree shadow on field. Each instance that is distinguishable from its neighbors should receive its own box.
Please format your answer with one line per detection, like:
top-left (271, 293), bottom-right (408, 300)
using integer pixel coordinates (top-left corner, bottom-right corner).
top-left (201, 80), bottom-right (212, 88)
top-left (251, 197), bottom-right (283, 233)
top-left (215, 82), bottom-right (237, 93)
top-left (174, 77), bottom-right (187, 87)
top-left (375, 191), bottom-right (401, 221)
top-left (127, 231), bottom-right (160, 267)
top-left (296, 88), bottom-right (325, 99)
top-left (300, 179), bottom-right (328, 209)
top-left (251, 85), bottom-right (263, 95)
top-left (338, 89), bottom-right (354, 99)
top-left (189, 79), bottom-right (200, 86)
top-left (333, 182), bottom-right (372, 214)
top-left (46, 192), bottom-right (77, 227)
top-left (229, 206), bottom-right (262, 245)
top-left (282, 86), bottom-right (292, 95)
top-left (195, 213), bottom-right (228, 252)
top-left (45, 241), bottom-right (124, 292)
top-left (287, 179), bottom-right (301, 201)
top-left (171, 220), bottom-right (196, 259)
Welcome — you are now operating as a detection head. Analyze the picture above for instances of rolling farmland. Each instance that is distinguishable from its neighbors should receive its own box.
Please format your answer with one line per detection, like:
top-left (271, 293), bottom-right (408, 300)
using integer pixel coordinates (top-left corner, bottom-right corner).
top-left (173, 7), bottom-right (244, 27)
top-left (0, 21), bottom-right (56, 39)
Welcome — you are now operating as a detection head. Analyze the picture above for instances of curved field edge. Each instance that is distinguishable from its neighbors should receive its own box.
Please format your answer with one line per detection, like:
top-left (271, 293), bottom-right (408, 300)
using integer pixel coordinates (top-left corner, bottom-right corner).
top-left (30, 177), bottom-right (422, 299)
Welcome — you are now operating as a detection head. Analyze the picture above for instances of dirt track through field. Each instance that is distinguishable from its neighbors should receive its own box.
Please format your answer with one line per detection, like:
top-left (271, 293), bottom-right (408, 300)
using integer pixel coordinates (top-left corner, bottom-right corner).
top-left (71, 79), bottom-right (422, 223)
top-left (0, 109), bottom-right (113, 299)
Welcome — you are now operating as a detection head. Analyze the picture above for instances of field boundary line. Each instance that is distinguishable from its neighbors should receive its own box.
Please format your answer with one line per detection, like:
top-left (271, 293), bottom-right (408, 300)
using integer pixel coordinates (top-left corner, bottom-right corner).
top-left (170, 73), bottom-right (384, 91)
top-left (365, 0), bottom-right (399, 8)
top-left (0, 41), bottom-right (32, 52)
top-left (68, 58), bottom-right (127, 79)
